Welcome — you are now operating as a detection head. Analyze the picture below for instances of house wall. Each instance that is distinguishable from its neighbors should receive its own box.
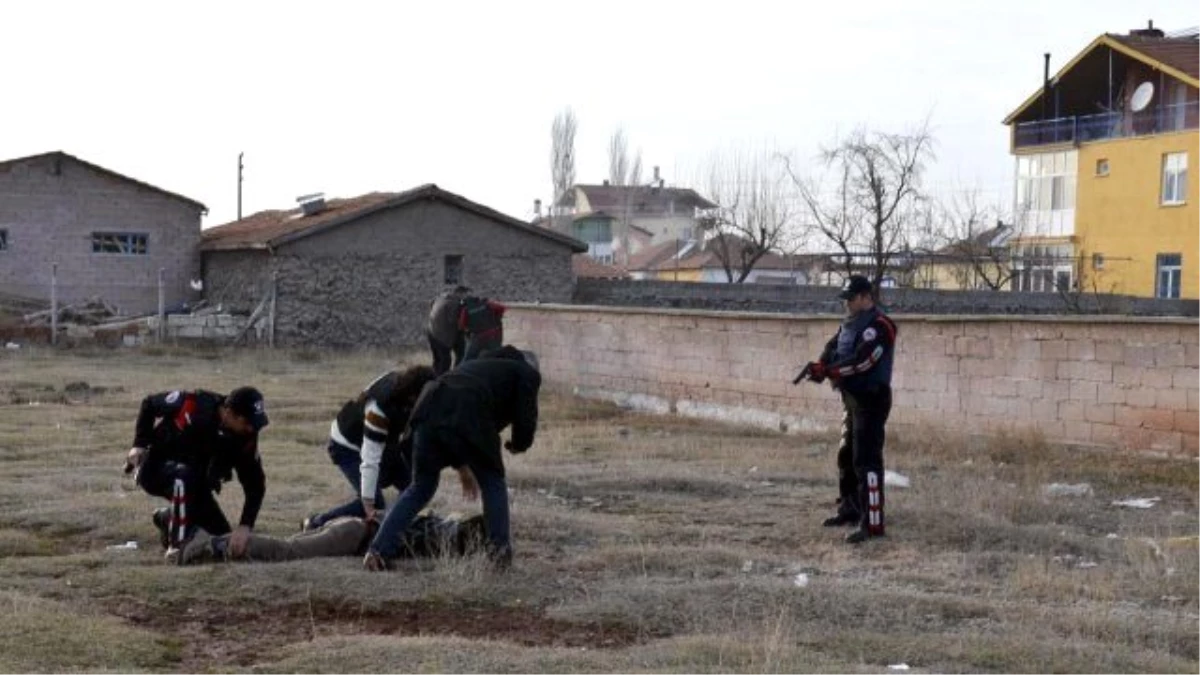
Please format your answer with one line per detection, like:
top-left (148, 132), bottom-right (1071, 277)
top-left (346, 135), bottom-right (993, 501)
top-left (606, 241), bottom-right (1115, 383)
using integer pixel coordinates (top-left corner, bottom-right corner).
top-left (506, 304), bottom-right (1199, 455)
top-left (0, 155), bottom-right (203, 314)
top-left (1075, 129), bottom-right (1199, 299)
top-left (202, 198), bottom-right (577, 347)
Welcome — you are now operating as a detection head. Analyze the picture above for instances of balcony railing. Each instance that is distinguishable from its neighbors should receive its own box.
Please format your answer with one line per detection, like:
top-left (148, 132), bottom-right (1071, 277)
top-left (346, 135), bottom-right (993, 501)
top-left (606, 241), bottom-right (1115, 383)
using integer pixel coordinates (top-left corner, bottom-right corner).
top-left (1014, 101), bottom-right (1199, 148)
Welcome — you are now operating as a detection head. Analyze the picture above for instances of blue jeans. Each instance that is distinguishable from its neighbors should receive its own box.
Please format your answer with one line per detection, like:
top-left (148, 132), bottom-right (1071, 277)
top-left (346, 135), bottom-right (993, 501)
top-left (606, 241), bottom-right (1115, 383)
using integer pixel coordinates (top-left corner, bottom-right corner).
top-left (310, 441), bottom-right (386, 527)
top-left (371, 428), bottom-right (510, 559)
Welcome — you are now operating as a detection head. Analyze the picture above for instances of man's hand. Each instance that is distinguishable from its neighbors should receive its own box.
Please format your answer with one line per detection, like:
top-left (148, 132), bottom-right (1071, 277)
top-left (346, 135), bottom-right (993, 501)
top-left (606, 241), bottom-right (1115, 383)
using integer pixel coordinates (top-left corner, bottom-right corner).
top-left (361, 499), bottom-right (378, 524)
top-left (123, 446), bottom-right (147, 474)
top-left (228, 525), bottom-right (251, 557)
top-left (458, 467), bottom-right (480, 501)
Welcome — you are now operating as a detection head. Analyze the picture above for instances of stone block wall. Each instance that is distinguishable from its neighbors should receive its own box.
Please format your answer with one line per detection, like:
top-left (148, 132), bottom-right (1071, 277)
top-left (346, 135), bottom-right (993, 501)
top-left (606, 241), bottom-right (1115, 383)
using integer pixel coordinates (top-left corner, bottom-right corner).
top-left (506, 304), bottom-right (1199, 456)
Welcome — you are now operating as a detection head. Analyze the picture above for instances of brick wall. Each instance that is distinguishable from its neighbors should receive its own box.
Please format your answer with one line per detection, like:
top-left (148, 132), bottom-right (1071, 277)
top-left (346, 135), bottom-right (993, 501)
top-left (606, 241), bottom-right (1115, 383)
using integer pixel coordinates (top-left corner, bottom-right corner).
top-left (203, 198), bottom-right (577, 347)
top-left (506, 304), bottom-right (1199, 456)
top-left (575, 278), bottom-right (1200, 317)
top-left (0, 154), bottom-right (203, 314)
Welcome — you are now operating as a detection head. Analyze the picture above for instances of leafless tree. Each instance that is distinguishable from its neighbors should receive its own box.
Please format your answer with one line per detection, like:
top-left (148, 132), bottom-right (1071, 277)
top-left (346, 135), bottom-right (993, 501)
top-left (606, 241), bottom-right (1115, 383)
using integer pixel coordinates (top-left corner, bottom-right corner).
top-left (550, 108), bottom-right (577, 217)
top-left (698, 147), bottom-right (796, 283)
top-left (785, 121), bottom-right (935, 294)
top-left (933, 190), bottom-right (1020, 291)
top-left (606, 126), bottom-right (644, 264)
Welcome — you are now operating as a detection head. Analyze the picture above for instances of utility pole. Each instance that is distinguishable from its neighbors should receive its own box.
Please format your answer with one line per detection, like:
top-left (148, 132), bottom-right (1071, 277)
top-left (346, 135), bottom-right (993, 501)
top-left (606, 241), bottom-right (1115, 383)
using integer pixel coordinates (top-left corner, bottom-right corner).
top-left (237, 152), bottom-right (244, 220)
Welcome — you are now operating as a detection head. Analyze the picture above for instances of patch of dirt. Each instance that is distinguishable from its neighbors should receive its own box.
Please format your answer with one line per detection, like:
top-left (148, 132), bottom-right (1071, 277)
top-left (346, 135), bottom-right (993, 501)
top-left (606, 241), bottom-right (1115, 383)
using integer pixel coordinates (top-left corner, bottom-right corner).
top-left (110, 597), bottom-right (665, 670)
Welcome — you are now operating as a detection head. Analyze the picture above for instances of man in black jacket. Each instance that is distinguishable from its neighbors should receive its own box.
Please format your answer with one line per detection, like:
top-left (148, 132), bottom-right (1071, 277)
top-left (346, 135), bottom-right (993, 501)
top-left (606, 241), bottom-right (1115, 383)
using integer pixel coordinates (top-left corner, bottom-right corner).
top-left (124, 386), bottom-right (269, 561)
top-left (364, 346), bottom-right (540, 571)
top-left (798, 275), bottom-right (898, 544)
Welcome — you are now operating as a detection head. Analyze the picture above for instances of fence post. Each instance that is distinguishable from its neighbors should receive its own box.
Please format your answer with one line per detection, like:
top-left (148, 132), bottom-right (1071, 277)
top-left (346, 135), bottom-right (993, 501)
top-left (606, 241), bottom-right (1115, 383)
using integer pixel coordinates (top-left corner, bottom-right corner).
top-left (50, 263), bottom-right (58, 347)
top-left (267, 271), bottom-right (278, 348)
top-left (157, 268), bottom-right (165, 343)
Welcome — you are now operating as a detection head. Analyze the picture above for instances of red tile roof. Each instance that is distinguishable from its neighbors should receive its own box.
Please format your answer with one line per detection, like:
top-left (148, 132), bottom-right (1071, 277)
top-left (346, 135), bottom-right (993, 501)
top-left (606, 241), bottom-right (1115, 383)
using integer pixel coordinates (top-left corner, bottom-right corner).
top-left (202, 184), bottom-right (586, 253)
top-left (572, 254), bottom-right (629, 279)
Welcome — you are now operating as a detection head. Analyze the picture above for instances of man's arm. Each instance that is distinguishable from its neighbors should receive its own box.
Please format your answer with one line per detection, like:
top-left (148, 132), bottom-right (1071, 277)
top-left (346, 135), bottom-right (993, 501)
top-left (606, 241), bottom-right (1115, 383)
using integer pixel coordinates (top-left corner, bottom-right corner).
top-left (233, 437), bottom-right (266, 528)
top-left (818, 330), bottom-right (839, 365)
top-left (359, 400), bottom-right (389, 500)
top-left (825, 316), bottom-right (896, 381)
top-left (508, 366), bottom-right (541, 453)
top-left (132, 391), bottom-right (185, 449)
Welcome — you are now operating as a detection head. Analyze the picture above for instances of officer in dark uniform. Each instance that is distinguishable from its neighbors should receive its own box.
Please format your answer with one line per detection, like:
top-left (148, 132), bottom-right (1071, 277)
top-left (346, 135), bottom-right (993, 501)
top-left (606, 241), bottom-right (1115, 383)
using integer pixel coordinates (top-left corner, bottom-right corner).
top-left (800, 275), bottom-right (897, 544)
top-left (302, 365), bottom-right (437, 530)
top-left (124, 386), bottom-right (270, 560)
top-left (364, 345), bottom-right (540, 571)
top-left (458, 295), bottom-right (507, 362)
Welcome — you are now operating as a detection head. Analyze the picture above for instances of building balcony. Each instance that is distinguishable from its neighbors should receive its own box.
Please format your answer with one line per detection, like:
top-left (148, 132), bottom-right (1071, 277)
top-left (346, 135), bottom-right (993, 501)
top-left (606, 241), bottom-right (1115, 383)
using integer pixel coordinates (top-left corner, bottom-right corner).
top-left (1014, 102), bottom-right (1199, 149)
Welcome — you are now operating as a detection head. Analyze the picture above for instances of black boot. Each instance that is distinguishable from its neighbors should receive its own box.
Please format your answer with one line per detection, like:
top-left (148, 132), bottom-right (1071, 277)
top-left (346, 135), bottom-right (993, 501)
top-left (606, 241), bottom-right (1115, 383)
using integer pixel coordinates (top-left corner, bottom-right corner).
top-left (151, 508), bottom-right (171, 550)
top-left (822, 511), bottom-right (859, 527)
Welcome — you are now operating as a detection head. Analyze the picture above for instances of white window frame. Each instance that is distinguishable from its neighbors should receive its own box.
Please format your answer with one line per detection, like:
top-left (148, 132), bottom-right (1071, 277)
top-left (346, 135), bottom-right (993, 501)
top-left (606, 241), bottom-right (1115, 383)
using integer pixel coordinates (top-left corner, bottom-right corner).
top-left (1162, 152), bottom-right (1188, 206)
top-left (1156, 253), bottom-right (1182, 299)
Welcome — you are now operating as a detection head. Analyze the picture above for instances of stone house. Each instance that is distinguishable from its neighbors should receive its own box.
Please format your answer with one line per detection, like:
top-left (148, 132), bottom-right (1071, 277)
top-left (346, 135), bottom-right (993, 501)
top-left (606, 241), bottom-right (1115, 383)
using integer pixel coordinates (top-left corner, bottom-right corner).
top-left (200, 184), bottom-right (587, 347)
top-left (0, 151), bottom-right (206, 314)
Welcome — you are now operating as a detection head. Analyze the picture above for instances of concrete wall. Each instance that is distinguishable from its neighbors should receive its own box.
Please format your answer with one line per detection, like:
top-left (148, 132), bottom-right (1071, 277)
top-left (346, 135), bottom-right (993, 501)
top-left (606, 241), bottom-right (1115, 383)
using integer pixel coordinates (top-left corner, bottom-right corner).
top-left (0, 154), bottom-right (203, 314)
top-left (203, 198), bottom-right (577, 347)
top-left (574, 278), bottom-right (1200, 316)
top-left (506, 304), bottom-right (1199, 456)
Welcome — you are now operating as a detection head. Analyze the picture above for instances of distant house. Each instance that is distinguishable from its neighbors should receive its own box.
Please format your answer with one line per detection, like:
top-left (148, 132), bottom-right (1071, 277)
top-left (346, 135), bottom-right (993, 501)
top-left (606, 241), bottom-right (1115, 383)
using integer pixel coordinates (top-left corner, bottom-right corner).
top-left (548, 173), bottom-right (717, 265)
top-left (914, 223), bottom-right (1014, 290)
top-left (201, 185), bottom-right (586, 347)
top-left (0, 151), bottom-right (206, 314)
top-left (627, 237), bottom-right (821, 284)
top-left (572, 254), bottom-right (629, 280)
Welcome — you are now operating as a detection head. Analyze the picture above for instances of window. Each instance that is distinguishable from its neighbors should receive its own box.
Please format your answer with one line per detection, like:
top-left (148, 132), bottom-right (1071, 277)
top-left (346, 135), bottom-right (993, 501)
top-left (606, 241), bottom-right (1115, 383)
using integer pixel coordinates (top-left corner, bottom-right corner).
top-left (1011, 244), bottom-right (1074, 293)
top-left (1162, 152), bottom-right (1188, 205)
top-left (1095, 159), bottom-right (1109, 177)
top-left (1014, 151), bottom-right (1077, 237)
top-left (0, 229), bottom-right (7, 251)
top-left (1156, 253), bottom-right (1182, 299)
top-left (91, 232), bottom-right (147, 255)
top-left (443, 254), bottom-right (463, 285)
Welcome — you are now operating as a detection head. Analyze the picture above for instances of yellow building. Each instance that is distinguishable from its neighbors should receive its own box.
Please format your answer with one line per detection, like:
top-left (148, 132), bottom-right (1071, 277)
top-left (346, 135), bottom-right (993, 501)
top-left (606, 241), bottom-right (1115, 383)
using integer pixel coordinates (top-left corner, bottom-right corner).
top-left (1003, 23), bottom-right (1198, 299)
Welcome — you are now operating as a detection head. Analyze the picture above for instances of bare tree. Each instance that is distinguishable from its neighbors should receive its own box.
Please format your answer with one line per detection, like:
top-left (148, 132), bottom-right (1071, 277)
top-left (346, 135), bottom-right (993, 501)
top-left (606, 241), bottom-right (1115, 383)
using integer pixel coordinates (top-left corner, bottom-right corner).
top-left (785, 121), bottom-right (935, 294)
top-left (550, 108), bottom-right (577, 217)
top-left (698, 147), bottom-right (796, 283)
top-left (607, 126), bottom-right (644, 264)
top-left (934, 190), bottom-right (1020, 291)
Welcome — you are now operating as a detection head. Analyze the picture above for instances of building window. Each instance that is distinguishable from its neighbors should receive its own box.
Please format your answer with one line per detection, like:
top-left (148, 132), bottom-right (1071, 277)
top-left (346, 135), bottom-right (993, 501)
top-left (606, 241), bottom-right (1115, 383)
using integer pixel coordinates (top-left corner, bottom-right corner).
top-left (1015, 151), bottom-right (1077, 237)
top-left (1095, 159), bottom-right (1109, 177)
top-left (1011, 244), bottom-right (1074, 293)
top-left (1162, 152), bottom-right (1188, 205)
top-left (1156, 253), bottom-right (1182, 299)
top-left (0, 229), bottom-right (7, 251)
top-left (443, 254), bottom-right (463, 285)
top-left (91, 232), bottom-right (147, 255)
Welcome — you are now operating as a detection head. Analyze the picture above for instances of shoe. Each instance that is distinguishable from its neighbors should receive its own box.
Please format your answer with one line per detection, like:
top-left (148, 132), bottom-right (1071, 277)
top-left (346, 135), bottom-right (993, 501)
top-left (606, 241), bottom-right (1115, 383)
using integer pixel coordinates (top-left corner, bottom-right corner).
top-left (845, 528), bottom-right (884, 544)
top-left (300, 514), bottom-right (320, 532)
top-left (164, 545), bottom-right (183, 565)
top-left (363, 550), bottom-right (392, 572)
top-left (179, 530), bottom-right (215, 565)
top-left (152, 508), bottom-right (171, 550)
top-left (822, 512), bottom-right (859, 527)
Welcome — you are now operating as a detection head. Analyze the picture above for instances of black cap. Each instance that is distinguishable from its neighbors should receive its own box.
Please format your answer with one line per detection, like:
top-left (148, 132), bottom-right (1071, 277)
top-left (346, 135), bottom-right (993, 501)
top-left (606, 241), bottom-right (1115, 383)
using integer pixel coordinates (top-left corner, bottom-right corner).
top-left (226, 386), bottom-right (269, 432)
top-left (838, 275), bottom-right (873, 300)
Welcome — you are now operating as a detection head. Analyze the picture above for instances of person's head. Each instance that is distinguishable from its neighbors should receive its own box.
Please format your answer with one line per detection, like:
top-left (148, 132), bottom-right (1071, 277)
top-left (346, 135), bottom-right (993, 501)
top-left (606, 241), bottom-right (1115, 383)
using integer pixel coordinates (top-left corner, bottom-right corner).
top-left (221, 386), bottom-right (269, 437)
top-left (838, 275), bottom-right (875, 315)
top-left (480, 345), bottom-right (540, 372)
top-left (394, 365), bottom-right (437, 407)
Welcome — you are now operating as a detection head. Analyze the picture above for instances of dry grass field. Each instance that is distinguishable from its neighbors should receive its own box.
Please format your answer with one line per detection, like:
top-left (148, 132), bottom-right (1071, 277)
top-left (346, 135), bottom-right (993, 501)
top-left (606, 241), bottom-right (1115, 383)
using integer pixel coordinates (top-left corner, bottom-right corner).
top-left (0, 346), bottom-right (1196, 673)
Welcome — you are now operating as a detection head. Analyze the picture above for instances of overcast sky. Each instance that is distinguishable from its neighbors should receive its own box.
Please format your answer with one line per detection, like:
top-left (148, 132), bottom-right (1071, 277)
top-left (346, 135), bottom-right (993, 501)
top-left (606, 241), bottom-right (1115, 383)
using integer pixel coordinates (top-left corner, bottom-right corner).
top-left (2, 1), bottom-right (1195, 229)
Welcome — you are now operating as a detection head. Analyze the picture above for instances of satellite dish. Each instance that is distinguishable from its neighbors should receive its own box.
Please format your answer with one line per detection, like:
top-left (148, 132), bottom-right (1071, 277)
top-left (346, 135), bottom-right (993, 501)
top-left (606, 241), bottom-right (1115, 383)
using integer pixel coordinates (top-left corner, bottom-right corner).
top-left (1130, 82), bottom-right (1155, 112)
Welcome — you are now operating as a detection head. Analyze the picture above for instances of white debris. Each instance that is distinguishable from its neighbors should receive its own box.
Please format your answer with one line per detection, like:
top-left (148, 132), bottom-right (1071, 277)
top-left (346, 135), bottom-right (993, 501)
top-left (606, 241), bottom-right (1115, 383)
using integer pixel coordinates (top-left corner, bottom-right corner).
top-left (884, 470), bottom-right (910, 489)
top-left (5, 342), bottom-right (19, 350)
top-left (1043, 483), bottom-right (1094, 498)
top-left (793, 573), bottom-right (809, 588)
top-left (1112, 497), bottom-right (1160, 509)
top-left (888, 664), bottom-right (911, 671)
top-left (1077, 561), bottom-right (1098, 569)
top-left (581, 496), bottom-right (599, 503)
top-left (742, 560), bottom-right (754, 573)
top-left (748, 466), bottom-right (759, 473)
top-left (106, 541), bottom-right (138, 551)
top-left (1105, 533), bottom-right (1120, 539)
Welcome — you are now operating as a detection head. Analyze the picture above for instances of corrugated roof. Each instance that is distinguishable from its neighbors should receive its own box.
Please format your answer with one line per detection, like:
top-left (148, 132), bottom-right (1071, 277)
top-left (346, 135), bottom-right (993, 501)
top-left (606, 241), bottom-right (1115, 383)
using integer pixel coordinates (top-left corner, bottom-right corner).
top-left (1109, 33), bottom-right (1199, 79)
top-left (0, 151), bottom-right (206, 211)
top-left (202, 184), bottom-right (587, 253)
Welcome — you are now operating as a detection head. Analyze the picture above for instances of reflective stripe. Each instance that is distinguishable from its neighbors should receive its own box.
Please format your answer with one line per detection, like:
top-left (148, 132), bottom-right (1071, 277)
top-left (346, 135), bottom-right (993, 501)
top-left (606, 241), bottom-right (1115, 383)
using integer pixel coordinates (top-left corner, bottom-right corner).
top-left (330, 420), bottom-right (358, 452)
